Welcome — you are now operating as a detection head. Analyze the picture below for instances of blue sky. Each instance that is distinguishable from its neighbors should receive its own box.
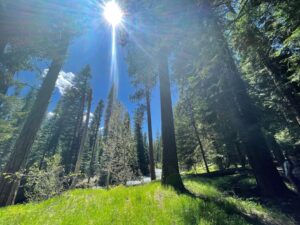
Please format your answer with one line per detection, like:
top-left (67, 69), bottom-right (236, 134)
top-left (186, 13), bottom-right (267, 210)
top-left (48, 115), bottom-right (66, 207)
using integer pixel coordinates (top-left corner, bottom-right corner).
top-left (15, 20), bottom-right (178, 138)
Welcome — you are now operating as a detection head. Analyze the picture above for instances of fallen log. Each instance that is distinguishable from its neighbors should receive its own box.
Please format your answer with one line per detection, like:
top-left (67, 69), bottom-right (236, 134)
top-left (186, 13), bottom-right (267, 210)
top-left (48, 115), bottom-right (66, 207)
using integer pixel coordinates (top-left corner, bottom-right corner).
top-left (185, 168), bottom-right (252, 178)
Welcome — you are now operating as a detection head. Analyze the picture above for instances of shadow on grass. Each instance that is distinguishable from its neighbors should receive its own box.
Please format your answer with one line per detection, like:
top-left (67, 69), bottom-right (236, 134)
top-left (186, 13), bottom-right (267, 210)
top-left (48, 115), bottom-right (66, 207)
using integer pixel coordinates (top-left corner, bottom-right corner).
top-left (180, 188), bottom-right (269, 225)
top-left (181, 174), bottom-right (300, 225)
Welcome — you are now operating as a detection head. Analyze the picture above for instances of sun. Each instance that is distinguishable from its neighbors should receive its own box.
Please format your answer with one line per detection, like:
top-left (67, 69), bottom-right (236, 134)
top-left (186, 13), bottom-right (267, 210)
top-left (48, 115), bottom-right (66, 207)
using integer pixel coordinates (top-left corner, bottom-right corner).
top-left (103, 1), bottom-right (123, 27)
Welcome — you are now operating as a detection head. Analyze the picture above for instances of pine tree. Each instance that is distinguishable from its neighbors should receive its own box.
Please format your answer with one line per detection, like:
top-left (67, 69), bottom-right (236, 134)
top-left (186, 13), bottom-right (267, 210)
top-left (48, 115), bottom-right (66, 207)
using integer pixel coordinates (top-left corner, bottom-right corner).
top-left (103, 85), bottom-right (115, 139)
top-left (134, 107), bottom-right (149, 176)
top-left (127, 45), bottom-right (157, 180)
top-left (60, 66), bottom-right (91, 174)
top-left (72, 89), bottom-right (93, 186)
top-left (0, 41), bottom-right (69, 206)
top-left (86, 100), bottom-right (104, 183)
top-left (100, 103), bottom-right (138, 187)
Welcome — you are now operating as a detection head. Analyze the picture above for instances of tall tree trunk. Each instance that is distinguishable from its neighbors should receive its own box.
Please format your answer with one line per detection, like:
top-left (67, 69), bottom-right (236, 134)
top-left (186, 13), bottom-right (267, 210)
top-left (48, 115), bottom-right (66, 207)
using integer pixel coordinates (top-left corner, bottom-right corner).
top-left (0, 44), bottom-right (68, 206)
top-left (72, 89), bottom-right (92, 187)
top-left (158, 50), bottom-right (184, 191)
top-left (145, 88), bottom-right (156, 180)
top-left (202, 0), bottom-right (289, 197)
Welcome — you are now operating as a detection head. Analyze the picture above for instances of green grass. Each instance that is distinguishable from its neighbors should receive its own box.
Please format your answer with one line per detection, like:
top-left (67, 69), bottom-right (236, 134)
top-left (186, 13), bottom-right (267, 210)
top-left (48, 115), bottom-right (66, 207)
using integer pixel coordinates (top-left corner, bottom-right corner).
top-left (184, 176), bottom-right (295, 225)
top-left (182, 164), bottom-right (219, 175)
top-left (0, 177), bottom-right (296, 225)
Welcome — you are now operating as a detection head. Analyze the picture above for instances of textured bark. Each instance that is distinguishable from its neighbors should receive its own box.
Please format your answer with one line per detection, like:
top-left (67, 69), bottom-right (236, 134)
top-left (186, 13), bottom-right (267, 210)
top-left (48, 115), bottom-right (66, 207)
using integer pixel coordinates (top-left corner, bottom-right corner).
top-left (202, 0), bottom-right (289, 197)
top-left (146, 89), bottom-right (156, 180)
top-left (159, 50), bottom-right (184, 191)
top-left (0, 44), bottom-right (68, 206)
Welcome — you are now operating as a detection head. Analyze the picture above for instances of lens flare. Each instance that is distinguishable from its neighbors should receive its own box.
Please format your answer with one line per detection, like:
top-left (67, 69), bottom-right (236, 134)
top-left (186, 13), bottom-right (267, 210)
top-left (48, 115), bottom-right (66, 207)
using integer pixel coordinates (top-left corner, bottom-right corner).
top-left (103, 1), bottom-right (123, 27)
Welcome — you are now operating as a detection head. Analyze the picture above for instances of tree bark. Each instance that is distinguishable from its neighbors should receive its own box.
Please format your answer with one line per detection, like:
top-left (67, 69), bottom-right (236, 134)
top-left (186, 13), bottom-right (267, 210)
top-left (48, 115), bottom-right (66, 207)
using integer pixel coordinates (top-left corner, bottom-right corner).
top-left (146, 89), bottom-right (156, 180)
top-left (202, 0), bottom-right (289, 197)
top-left (0, 44), bottom-right (68, 206)
top-left (158, 50), bottom-right (184, 191)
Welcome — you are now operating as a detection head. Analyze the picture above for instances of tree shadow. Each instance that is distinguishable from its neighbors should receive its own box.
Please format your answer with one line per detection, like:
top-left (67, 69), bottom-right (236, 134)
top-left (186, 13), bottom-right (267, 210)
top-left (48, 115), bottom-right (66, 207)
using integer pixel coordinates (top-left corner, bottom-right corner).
top-left (180, 175), bottom-right (300, 225)
top-left (181, 188), bottom-right (271, 225)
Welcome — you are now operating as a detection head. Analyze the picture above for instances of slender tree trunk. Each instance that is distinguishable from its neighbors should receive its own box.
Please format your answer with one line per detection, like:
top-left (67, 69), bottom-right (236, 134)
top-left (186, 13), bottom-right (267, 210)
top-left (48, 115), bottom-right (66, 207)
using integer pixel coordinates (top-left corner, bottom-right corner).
top-left (202, 0), bottom-right (289, 197)
top-left (194, 126), bottom-right (209, 173)
top-left (158, 50), bottom-right (184, 191)
top-left (146, 89), bottom-right (156, 180)
top-left (0, 44), bottom-right (68, 206)
top-left (186, 97), bottom-right (209, 173)
top-left (72, 89), bottom-right (92, 187)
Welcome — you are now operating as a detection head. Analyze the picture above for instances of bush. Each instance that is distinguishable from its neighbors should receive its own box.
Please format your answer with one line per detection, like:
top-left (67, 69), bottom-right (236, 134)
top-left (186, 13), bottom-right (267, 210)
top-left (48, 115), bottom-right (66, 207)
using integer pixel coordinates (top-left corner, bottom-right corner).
top-left (24, 155), bottom-right (67, 202)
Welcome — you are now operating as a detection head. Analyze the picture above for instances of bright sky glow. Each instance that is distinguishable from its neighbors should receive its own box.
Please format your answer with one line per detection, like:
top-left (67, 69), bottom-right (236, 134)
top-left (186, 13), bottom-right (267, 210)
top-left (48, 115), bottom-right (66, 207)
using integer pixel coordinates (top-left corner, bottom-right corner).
top-left (103, 1), bottom-right (123, 27)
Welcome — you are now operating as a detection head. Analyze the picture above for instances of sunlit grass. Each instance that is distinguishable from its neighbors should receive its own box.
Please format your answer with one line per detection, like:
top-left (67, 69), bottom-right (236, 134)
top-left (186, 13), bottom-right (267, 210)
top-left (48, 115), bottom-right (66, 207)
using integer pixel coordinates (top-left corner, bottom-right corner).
top-left (182, 164), bottom-right (219, 175)
top-left (0, 178), bottom-right (295, 225)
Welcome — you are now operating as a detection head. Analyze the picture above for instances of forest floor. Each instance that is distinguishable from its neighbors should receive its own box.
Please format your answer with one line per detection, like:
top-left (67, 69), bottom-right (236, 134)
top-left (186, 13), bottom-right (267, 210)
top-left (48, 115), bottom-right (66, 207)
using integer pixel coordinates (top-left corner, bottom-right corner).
top-left (0, 174), bottom-right (298, 225)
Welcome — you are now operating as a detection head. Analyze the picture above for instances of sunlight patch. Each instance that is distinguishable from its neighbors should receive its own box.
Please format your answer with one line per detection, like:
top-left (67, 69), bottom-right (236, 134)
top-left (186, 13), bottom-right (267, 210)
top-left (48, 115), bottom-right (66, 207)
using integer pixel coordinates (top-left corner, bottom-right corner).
top-left (103, 1), bottom-right (123, 27)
